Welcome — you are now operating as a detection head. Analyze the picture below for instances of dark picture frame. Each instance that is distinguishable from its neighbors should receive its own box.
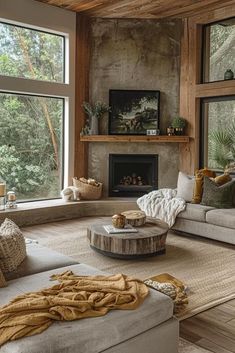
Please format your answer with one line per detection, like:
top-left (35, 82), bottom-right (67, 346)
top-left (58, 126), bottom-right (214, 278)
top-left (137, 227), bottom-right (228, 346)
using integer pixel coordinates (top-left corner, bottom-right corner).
top-left (108, 89), bottom-right (160, 135)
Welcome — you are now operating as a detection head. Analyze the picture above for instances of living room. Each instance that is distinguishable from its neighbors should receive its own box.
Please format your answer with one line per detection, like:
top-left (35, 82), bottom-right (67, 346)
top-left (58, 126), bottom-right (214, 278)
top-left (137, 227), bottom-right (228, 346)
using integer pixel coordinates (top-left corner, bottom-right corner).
top-left (0, 0), bottom-right (235, 352)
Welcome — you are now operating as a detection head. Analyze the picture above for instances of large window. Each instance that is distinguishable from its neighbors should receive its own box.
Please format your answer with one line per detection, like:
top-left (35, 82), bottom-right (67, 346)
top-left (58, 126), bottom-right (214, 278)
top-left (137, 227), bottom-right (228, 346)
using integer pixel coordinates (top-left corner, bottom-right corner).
top-left (0, 0), bottom-right (76, 202)
top-left (0, 93), bottom-right (64, 201)
top-left (200, 15), bottom-right (235, 171)
top-left (201, 97), bottom-right (235, 170)
top-left (203, 17), bottom-right (235, 83)
top-left (0, 22), bottom-right (64, 83)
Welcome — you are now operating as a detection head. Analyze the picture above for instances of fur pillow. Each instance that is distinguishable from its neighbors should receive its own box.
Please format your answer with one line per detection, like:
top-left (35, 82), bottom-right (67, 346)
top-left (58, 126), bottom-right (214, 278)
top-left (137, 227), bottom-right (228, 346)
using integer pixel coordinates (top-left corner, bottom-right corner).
top-left (176, 172), bottom-right (195, 202)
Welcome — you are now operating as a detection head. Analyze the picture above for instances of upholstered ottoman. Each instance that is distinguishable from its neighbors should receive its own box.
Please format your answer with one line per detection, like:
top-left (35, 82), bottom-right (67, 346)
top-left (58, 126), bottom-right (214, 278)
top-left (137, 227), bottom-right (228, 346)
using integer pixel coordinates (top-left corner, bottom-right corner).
top-left (0, 263), bottom-right (179, 353)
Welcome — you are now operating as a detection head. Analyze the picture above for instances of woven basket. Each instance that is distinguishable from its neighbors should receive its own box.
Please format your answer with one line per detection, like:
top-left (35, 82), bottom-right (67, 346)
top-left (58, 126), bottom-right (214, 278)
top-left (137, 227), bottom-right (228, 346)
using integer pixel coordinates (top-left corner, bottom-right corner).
top-left (0, 218), bottom-right (26, 273)
top-left (73, 178), bottom-right (102, 200)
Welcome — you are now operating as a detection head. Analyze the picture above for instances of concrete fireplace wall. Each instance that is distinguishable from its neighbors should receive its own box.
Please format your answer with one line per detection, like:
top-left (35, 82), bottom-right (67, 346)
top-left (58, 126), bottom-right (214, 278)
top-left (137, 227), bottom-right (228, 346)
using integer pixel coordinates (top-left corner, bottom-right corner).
top-left (88, 18), bottom-right (182, 196)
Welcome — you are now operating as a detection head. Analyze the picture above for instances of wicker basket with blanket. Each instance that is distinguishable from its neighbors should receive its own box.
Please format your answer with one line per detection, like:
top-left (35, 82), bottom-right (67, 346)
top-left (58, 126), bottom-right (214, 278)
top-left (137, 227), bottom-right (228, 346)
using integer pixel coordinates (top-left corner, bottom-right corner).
top-left (73, 177), bottom-right (102, 200)
top-left (0, 218), bottom-right (26, 273)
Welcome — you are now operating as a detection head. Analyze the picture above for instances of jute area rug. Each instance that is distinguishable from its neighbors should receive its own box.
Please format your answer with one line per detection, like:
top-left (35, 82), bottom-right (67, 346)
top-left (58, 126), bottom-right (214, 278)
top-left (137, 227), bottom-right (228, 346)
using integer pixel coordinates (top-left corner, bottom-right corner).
top-left (23, 216), bottom-right (235, 321)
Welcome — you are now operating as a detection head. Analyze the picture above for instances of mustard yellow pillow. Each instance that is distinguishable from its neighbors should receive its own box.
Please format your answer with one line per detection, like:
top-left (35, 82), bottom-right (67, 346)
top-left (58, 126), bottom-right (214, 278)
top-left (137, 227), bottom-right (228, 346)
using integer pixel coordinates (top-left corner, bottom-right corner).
top-left (213, 173), bottom-right (231, 186)
top-left (197, 168), bottom-right (216, 178)
top-left (192, 168), bottom-right (216, 204)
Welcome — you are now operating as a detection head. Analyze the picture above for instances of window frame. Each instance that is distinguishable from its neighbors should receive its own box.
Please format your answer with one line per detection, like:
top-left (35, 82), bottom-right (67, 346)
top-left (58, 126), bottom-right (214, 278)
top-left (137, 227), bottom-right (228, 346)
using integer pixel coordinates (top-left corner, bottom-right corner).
top-left (0, 0), bottom-right (76, 201)
top-left (0, 20), bottom-right (66, 84)
top-left (202, 17), bottom-right (235, 84)
top-left (199, 95), bottom-right (235, 169)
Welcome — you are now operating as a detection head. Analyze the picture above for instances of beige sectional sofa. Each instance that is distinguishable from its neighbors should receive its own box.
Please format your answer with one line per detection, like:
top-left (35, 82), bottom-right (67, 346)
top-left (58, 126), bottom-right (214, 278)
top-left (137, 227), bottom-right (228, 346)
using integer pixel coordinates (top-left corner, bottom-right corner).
top-left (173, 203), bottom-right (235, 245)
top-left (0, 242), bottom-right (179, 353)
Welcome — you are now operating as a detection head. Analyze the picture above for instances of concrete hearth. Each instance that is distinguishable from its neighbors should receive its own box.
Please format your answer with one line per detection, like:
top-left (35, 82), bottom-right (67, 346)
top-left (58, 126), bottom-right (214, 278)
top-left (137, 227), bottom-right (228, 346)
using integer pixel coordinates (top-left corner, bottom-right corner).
top-left (88, 142), bottom-right (178, 196)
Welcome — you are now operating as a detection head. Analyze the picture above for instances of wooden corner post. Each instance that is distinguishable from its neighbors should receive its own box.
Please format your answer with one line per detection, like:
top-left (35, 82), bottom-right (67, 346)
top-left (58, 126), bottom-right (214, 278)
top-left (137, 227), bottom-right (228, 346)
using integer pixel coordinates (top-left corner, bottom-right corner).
top-left (74, 14), bottom-right (91, 178)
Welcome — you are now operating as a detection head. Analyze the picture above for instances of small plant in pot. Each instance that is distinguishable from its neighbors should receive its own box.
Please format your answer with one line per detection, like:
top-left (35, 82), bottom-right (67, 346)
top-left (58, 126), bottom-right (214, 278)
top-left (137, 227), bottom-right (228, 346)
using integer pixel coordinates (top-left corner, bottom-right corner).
top-left (82, 101), bottom-right (110, 135)
top-left (171, 116), bottom-right (187, 135)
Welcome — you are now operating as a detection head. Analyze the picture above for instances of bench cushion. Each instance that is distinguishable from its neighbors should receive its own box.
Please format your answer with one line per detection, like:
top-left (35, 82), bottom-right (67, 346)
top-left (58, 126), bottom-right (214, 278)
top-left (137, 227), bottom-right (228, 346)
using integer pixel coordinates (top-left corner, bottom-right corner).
top-left (5, 243), bottom-right (77, 280)
top-left (0, 263), bottom-right (173, 353)
top-left (206, 208), bottom-right (235, 229)
top-left (177, 203), bottom-right (214, 222)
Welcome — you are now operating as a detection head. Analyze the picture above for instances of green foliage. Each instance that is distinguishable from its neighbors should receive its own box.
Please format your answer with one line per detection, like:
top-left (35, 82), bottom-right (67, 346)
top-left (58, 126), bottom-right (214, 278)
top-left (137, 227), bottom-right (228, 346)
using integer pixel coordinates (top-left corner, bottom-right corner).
top-left (0, 23), bottom-right (63, 82)
top-left (0, 145), bottom-right (46, 194)
top-left (171, 117), bottom-right (186, 129)
top-left (209, 124), bottom-right (235, 169)
top-left (0, 22), bottom-right (63, 200)
top-left (82, 101), bottom-right (110, 119)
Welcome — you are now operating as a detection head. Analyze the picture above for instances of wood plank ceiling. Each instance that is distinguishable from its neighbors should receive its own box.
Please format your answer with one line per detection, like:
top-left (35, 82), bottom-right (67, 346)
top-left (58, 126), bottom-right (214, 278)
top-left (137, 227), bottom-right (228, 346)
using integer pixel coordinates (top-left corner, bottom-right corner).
top-left (35, 0), bottom-right (235, 18)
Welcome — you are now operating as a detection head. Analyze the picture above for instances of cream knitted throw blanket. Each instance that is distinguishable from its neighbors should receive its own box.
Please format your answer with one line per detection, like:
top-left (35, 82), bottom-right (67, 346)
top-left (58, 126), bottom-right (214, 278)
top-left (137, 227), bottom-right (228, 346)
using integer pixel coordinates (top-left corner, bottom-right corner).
top-left (0, 271), bottom-right (149, 347)
top-left (137, 188), bottom-right (186, 227)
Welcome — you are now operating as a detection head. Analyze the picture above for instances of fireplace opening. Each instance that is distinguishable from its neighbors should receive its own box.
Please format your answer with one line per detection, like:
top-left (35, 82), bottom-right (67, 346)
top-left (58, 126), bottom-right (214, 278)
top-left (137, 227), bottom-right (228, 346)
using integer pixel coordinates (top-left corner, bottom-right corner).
top-left (109, 154), bottom-right (158, 197)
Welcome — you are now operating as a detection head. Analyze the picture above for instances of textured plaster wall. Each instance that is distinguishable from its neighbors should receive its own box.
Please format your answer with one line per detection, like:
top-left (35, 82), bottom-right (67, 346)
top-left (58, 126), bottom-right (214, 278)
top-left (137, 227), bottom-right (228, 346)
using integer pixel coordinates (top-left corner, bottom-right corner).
top-left (88, 19), bottom-right (182, 196)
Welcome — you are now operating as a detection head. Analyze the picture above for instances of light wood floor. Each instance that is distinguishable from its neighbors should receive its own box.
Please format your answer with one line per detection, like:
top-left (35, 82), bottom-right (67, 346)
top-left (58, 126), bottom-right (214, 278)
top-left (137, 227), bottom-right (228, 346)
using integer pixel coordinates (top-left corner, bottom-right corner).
top-left (180, 299), bottom-right (235, 352)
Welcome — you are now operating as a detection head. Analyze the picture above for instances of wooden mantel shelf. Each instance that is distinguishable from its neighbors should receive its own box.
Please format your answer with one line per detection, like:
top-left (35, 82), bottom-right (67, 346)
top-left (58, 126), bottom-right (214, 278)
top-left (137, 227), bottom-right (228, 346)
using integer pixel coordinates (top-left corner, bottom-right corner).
top-left (80, 135), bottom-right (190, 143)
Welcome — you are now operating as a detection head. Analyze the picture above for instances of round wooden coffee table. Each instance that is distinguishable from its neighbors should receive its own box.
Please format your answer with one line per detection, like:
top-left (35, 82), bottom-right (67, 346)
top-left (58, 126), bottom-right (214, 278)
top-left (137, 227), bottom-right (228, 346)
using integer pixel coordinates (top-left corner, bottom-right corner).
top-left (87, 219), bottom-right (168, 259)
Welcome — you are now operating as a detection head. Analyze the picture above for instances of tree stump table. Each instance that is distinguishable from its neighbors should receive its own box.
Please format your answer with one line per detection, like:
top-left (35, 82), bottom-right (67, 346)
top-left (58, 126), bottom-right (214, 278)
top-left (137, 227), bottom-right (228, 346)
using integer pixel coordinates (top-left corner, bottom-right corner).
top-left (87, 219), bottom-right (169, 259)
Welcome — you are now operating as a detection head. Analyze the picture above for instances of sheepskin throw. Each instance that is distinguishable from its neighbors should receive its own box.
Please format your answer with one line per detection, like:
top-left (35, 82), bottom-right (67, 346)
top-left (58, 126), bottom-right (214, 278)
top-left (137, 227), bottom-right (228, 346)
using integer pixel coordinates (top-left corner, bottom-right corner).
top-left (137, 188), bottom-right (186, 227)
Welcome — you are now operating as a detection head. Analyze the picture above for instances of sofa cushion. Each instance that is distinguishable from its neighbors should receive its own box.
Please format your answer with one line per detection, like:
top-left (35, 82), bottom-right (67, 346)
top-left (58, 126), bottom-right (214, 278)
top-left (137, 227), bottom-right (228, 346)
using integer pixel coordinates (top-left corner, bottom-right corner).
top-left (206, 208), bottom-right (235, 229)
top-left (5, 242), bottom-right (77, 280)
top-left (201, 177), bottom-right (235, 209)
top-left (177, 203), bottom-right (215, 222)
top-left (0, 263), bottom-right (173, 353)
top-left (176, 172), bottom-right (195, 202)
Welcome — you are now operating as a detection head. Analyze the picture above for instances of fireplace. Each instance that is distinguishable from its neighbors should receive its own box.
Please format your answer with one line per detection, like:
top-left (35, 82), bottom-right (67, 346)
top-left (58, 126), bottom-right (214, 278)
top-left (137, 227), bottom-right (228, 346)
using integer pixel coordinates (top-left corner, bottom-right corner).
top-left (109, 154), bottom-right (158, 197)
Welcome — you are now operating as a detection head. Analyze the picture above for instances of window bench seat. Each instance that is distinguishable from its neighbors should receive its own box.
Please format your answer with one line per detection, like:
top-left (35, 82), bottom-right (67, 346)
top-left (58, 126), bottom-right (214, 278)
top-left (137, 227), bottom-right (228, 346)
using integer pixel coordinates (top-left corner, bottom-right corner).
top-left (0, 199), bottom-right (138, 227)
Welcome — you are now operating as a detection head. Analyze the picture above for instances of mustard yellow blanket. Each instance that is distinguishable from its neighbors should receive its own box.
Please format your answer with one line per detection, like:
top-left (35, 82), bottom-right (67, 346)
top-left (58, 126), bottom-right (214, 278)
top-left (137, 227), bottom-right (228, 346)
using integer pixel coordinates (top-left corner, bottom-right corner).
top-left (0, 271), bottom-right (149, 347)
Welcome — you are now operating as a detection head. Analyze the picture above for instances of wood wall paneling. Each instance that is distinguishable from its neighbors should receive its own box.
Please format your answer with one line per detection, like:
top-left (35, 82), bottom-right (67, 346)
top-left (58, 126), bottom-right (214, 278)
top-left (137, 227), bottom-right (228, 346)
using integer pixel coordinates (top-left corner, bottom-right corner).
top-left (74, 14), bottom-right (90, 178)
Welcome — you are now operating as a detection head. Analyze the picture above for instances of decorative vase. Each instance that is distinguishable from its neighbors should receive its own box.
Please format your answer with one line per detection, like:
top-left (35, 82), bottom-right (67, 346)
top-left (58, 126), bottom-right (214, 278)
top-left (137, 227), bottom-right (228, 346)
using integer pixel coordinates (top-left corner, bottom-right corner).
top-left (224, 69), bottom-right (234, 80)
top-left (90, 116), bottom-right (99, 135)
top-left (112, 214), bottom-right (126, 229)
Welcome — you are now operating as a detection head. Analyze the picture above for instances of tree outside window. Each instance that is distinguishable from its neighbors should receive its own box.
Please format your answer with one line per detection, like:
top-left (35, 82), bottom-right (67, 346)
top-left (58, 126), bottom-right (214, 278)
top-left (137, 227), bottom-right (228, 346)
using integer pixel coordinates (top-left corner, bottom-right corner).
top-left (0, 22), bottom-right (64, 201)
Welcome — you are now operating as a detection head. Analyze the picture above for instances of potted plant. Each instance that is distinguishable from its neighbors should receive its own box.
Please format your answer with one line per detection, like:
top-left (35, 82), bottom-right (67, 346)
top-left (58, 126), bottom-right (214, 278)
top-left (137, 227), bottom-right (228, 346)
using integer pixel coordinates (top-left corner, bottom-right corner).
top-left (171, 116), bottom-right (187, 135)
top-left (82, 101), bottom-right (110, 135)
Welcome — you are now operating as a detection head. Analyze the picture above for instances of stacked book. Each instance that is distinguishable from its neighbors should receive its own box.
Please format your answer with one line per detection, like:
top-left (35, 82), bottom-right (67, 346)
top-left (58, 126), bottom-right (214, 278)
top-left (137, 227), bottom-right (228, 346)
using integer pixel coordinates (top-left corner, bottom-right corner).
top-left (103, 224), bottom-right (138, 234)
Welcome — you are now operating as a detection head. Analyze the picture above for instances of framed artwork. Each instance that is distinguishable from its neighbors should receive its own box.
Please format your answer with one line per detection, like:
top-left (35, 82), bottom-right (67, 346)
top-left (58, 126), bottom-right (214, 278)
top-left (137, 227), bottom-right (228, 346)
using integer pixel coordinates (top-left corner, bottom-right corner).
top-left (108, 89), bottom-right (160, 135)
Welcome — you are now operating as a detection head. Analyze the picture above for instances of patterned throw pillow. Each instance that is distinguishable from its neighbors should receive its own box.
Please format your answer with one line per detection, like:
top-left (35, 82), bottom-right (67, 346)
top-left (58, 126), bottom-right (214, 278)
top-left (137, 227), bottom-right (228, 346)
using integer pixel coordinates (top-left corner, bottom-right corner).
top-left (201, 177), bottom-right (235, 208)
top-left (192, 168), bottom-right (216, 204)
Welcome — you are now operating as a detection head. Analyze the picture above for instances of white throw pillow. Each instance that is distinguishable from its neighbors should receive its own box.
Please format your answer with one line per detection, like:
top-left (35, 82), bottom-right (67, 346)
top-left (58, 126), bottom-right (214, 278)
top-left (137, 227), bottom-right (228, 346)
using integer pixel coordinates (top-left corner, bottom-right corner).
top-left (176, 171), bottom-right (195, 202)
